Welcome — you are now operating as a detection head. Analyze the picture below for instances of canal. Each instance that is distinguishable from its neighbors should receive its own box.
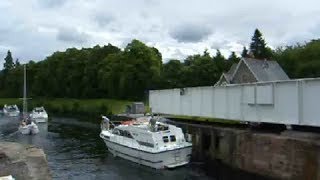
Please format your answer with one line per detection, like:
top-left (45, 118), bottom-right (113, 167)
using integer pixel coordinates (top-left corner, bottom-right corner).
top-left (0, 115), bottom-right (211, 180)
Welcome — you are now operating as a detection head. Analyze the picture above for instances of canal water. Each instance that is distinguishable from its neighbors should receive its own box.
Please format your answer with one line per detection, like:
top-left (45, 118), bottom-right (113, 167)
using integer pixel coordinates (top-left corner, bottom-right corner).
top-left (0, 115), bottom-right (212, 180)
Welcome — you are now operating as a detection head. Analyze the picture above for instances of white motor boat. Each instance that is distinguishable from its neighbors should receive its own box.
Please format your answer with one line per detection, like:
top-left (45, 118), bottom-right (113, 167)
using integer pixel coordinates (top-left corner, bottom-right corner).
top-left (19, 121), bottom-right (39, 135)
top-left (18, 65), bottom-right (39, 135)
top-left (30, 107), bottom-right (48, 123)
top-left (3, 104), bottom-right (20, 117)
top-left (100, 116), bottom-right (192, 169)
top-left (0, 175), bottom-right (15, 180)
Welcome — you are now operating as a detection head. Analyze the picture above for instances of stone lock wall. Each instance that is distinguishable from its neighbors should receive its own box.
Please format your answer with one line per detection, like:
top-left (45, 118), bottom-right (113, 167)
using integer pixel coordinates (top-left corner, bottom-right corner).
top-left (191, 126), bottom-right (320, 180)
top-left (0, 142), bottom-right (51, 180)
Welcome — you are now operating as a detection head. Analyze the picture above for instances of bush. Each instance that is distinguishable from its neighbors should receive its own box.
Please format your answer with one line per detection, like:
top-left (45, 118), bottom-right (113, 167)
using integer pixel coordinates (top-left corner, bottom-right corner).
top-left (99, 103), bottom-right (110, 115)
top-left (72, 101), bottom-right (80, 114)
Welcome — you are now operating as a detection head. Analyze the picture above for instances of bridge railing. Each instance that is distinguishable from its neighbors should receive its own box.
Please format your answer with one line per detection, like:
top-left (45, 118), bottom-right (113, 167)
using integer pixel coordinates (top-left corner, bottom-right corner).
top-left (149, 78), bottom-right (320, 127)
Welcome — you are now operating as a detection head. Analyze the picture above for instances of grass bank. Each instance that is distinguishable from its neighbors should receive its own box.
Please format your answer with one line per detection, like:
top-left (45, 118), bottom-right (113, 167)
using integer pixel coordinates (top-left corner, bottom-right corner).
top-left (164, 115), bottom-right (242, 125)
top-left (0, 98), bottom-right (239, 125)
top-left (0, 98), bottom-right (134, 122)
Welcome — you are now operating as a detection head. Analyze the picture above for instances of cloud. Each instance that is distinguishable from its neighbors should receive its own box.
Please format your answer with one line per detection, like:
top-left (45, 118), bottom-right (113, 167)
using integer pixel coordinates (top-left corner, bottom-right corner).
top-left (94, 13), bottom-right (115, 27)
top-left (169, 23), bottom-right (213, 43)
top-left (210, 40), bottom-right (229, 50)
top-left (56, 27), bottom-right (90, 44)
top-left (1, 0), bottom-right (320, 65)
top-left (171, 49), bottom-right (186, 60)
top-left (37, 0), bottom-right (67, 8)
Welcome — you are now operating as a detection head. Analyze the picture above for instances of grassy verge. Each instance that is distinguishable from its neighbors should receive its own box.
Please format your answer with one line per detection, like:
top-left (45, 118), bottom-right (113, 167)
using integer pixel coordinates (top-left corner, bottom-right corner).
top-left (0, 98), bottom-right (134, 122)
top-left (164, 115), bottom-right (242, 125)
top-left (0, 98), bottom-right (21, 106)
top-left (0, 98), bottom-right (238, 125)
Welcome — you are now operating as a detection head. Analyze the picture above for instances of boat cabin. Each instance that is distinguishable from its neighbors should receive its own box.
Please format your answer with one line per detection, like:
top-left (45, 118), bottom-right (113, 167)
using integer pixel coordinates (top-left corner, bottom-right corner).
top-left (108, 121), bottom-right (185, 151)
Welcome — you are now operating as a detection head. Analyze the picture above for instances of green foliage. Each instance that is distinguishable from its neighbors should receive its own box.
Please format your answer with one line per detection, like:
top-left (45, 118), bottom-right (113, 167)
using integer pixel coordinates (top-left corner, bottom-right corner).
top-left (0, 98), bottom-right (128, 121)
top-left (97, 39), bottom-right (162, 99)
top-left (162, 49), bottom-right (231, 88)
top-left (15, 59), bottom-right (21, 68)
top-left (4, 50), bottom-right (14, 73)
top-left (2, 32), bottom-right (320, 102)
top-left (228, 51), bottom-right (241, 63)
top-left (249, 29), bottom-right (273, 59)
top-left (161, 59), bottom-right (184, 88)
top-left (0, 40), bottom-right (237, 96)
top-left (274, 39), bottom-right (320, 78)
top-left (241, 47), bottom-right (248, 58)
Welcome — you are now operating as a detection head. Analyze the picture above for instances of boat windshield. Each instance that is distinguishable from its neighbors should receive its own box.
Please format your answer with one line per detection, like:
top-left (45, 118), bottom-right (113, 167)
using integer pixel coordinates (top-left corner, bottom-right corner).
top-left (35, 109), bottom-right (44, 113)
top-left (153, 123), bottom-right (169, 132)
top-left (112, 128), bottom-right (133, 138)
top-left (8, 106), bottom-right (17, 112)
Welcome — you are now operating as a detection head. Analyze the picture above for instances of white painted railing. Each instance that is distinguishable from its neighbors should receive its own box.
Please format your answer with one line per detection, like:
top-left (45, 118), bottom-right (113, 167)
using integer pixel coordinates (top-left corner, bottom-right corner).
top-left (149, 78), bottom-right (320, 127)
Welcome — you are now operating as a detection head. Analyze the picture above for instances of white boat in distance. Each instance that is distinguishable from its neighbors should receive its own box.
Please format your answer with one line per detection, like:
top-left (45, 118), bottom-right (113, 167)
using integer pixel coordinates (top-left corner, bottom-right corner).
top-left (30, 107), bottom-right (48, 123)
top-left (3, 104), bottom-right (20, 117)
top-left (100, 116), bottom-right (192, 169)
top-left (18, 65), bottom-right (39, 135)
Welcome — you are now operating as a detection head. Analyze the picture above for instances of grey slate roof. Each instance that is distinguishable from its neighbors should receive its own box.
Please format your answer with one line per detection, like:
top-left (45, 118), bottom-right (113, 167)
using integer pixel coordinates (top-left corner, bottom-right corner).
top-left (243, 58), bottom-right (289, 81)
top-left (214, 57), bottom-right (290, 86)
top-left (224, 63), bottom-right (237, 82)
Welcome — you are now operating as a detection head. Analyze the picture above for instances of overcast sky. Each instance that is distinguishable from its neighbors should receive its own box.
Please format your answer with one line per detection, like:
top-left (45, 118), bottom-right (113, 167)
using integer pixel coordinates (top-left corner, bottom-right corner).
top-left (1, 0), bottom-right (320, 66)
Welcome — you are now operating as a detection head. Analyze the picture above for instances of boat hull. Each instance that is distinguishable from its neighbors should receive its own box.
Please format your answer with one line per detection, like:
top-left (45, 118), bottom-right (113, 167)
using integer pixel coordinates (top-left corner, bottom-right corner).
top-left (31, 112), bottom-right (48, 123)
top-left (3, 110), bottom-right (20, 117)
top-left (3, 105), bottom-right (20, 117)
top-left (6, 112), bottom-right (20, 117)
top-left (102, 138), bottom-right (192, 169)
top-left (19, 126), bottom-right (31, 135)
top-left (33, 117), bottom-right (48, 123)
top-left (19, 123), bottom-right (39, 135)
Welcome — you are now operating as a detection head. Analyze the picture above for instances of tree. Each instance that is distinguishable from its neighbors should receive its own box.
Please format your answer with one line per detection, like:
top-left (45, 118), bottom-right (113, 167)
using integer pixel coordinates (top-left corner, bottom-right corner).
top-left (213, 49), bottom-right (227, 70)
top-left (249, 29), bottom-right (272, 59)
top-left (213, 49), bottom-right (225, 61)
top-left (162, 60), bottom-right (184, 88)
top-left (4, 50), bottom-right (14, 72)
top-left (203, 48), bottom-right (210, 57)
top-left (15, 58), bottom-right (21, 68)
top-left (241, 47), bottom-right (248, 58)
top-left (228, 51), bottom-right (241, 63)
top-left (275, 39), bottom-right (320, 78)
top-left (181, 53), bottom-right (219, 87)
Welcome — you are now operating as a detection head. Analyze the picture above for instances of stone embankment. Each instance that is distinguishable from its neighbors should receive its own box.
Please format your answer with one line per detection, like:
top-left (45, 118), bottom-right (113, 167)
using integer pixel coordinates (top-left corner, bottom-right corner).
top-left (189, 125), bottom-right (320, 180)
top-left (0, 142), bottom-right (51, 180)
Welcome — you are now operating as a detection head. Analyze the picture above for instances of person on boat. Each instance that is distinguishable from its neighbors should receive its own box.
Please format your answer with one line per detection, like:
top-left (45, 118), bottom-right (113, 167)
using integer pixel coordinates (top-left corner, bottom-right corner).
top-left (102, 116), bottom-right (110, 130)
top-left (21, 120), bottom-right (26, 126)
top-left (26, 117), bottom-right (32, 125)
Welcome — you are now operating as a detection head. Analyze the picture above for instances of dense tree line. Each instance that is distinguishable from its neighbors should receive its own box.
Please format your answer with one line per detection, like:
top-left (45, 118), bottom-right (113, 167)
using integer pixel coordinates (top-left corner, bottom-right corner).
top-left (0, 40), bottom-right (239, 100)
top-left (1, 29), bottom-right (320, 100)
top-left (274, 40), bottom-right (320, 78)
top-left (0, 40), bottom-right (162, 100)
top-left (160, 49), bottom-right (239, 88)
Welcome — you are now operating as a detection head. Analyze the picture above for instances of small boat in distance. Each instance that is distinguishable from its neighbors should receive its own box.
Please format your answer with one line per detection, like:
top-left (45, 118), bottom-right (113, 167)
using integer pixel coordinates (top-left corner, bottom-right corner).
top-left (18, 65), bottom-right (39, 135)
top-left (30, 107), bottom-right (48, 123)
top-left (19, 119), bottom-right (39, 135)
top-left (100, 116), bottom-right (192, 169)
top-left (3, 104), bottom-right (20, 117)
